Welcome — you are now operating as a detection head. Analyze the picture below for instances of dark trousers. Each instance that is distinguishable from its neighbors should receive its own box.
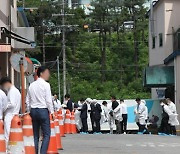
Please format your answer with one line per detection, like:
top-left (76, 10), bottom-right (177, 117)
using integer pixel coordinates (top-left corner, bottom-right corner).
top-left (30, 108), bottom-right (50, 154)
top-left (81, 118), bottom-right (88, 132)
top-left (90, 116), bottom-right (95, 132)
top-left (159, 118), bottom-right (170, 135)
top-left (115, 120), bottom-right (122, 134)
top-left (136, 122), bottom-right (146, 133)
top-left (170, 126), bottom-right (176, 135)
top-left (94, 119), bottom-right (101, 133)
top-left (121, 114), bottom-right (128, 133)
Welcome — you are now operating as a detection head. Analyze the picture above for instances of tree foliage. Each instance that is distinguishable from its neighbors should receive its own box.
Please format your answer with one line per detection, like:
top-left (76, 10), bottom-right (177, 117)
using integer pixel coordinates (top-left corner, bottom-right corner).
top-left (24, 0), bottom-right (150, 101)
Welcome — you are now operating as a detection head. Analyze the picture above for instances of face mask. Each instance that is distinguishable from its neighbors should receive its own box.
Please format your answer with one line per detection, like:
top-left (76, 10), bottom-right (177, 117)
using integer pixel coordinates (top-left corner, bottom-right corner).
top-left (160, 103), bottom-right (164, 106)
top-left (3, 87), bottom-right (10, 92)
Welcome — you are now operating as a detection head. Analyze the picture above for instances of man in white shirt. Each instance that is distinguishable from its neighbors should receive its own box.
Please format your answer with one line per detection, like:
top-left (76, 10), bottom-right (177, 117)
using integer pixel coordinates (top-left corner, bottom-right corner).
top-left (111, 96), bottom-right (122, 134)
top-left (0, 77), bottom-right (21, 146)
top-left (0, 89), bottom-right (7, 120)
top-left (53, 94), bottom-right (61, 111)
top-left (135, 98), bottom-right (146, 133)
top-left (120, 99), bottom-right (128, 134)
top-left (166, 98), bottom-right (179, 135)
top-left (26, 66), bottom-right (54, 154)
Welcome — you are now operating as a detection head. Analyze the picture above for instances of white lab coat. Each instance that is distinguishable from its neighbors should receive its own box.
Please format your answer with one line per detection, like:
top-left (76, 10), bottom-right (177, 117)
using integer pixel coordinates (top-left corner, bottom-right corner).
top-left (74, 101), bottom-right (82, 130)
top-left (135, 102), bottom-right (146, 125)
top-left (101, 105), bottom-right (108, 123)
top-left (113, 104), bottom-right (123, 121)
top-left (53, 99), bottom-right (62, 111)
top-left (168, 102), bottom-right (179, 126)
top-left (0, 89), bottom-right (7, 120)
top-left (4, 86), bottom-right (21, 145)
top-left (144, 106), bottom-right (148, 120)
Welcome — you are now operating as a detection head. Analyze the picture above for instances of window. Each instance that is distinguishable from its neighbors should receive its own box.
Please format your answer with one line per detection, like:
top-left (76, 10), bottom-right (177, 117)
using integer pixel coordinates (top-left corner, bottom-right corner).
top-left (152, 36), bottom-right (156, 49)
top-left (159, 33), bottom-right (163, 47)
top-left (178, 32), bottom-right (180, 50)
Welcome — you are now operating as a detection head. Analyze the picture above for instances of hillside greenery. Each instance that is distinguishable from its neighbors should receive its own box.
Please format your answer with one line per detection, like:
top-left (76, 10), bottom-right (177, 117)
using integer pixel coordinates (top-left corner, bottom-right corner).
top-left (21, 0), bottom-right (151, 101)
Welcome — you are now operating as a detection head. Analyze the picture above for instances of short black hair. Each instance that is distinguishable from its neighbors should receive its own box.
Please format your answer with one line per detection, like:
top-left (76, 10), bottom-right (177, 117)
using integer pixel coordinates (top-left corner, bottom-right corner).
top-left (37, 66), bottom-right (49, 77)
top-left (80, 98), bottom-right (85, 102)
top-left (120, 99), bottom-right (124, 102)
top-left (111, 96), bottom-right (116, 100)
top-left (65, 94), bottom-right (70, 98)
top-left (102, 101), bottom-right (107, 105)
top-left (135, 98), bottom-right (141, 101)
top-left (0, 77), bottom-right (11, 85)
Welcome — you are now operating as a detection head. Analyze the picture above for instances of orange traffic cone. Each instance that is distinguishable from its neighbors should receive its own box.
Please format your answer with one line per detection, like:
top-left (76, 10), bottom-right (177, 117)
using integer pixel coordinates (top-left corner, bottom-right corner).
top-left (70, 111), bottom-right (77, 134)
top-left (54, 113), bottom-right (63, 150)
top-left (58, 110), bottom-right (65, 137)
top-left (22, 114), bottom-right (35, 154)
top-left (0, 120), bottom-right (6, 153)
top-left (7, 115), bottom-right (25, 153)
top-left (64, 110), bottom-right (71, 134)
top-left (47, 115), bottom-right (58, 154)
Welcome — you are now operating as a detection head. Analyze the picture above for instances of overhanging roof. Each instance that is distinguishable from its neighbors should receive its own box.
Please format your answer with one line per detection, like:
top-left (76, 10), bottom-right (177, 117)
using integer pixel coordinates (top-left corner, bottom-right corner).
top-left (164, 51), bottom-right (180, 65)
top-left (144, 65), bottom-right (174, 87)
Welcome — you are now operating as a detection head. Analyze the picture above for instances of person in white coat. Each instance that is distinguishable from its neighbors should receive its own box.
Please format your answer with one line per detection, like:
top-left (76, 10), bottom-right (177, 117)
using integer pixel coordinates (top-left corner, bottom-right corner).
top-left (0, 77), bottom-right (21, 146)
top-left (0, 89), bottom-right (7, 120)
top-left (134, 98), bottom-right (146, 133)
top-left (167, 98), bottom-right (179, 135)
top-left (102, 101), bottom-right (114, 134)
top-left (111, 96), bottom-right (122, 134)
top-left (53, 94), bottom-right (61, 111)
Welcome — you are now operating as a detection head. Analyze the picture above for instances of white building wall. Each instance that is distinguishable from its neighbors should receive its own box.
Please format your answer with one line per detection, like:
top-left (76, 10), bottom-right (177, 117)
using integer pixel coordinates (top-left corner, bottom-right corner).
top-left (149, 1), bottom-right (165, 66)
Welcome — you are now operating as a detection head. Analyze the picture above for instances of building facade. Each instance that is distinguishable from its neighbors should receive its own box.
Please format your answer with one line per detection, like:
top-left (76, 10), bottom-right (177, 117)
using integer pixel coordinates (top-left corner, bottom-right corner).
top-left (0, 0), bottom-right (34, 88)
top-left (147, 0), bottom-right (180, 130)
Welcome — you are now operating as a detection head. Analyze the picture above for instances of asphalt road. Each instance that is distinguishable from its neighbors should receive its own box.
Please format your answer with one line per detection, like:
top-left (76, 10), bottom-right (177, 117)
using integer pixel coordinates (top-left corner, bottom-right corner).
top-left (59, 134), bottom-right (180, 154)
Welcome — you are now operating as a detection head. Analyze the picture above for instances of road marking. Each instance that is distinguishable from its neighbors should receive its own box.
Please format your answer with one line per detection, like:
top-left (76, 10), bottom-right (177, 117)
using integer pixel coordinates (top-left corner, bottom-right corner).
top-left (126, 144), bottom-right (133, 147)
top-left (158, 145), bottom-right (165, 147)
top-left (140, 144), bottom-right (147, 147)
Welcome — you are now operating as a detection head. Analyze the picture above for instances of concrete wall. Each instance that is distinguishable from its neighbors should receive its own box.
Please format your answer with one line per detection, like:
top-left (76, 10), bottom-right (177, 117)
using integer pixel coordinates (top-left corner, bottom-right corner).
top-left (149, 1), bottom-right (165, 66)
top-left (149, 0), bottom-right (180, 67)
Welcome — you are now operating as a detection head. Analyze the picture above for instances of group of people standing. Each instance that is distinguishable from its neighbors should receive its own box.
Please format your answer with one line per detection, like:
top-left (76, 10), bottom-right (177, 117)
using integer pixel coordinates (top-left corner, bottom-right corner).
top-left (159, 98), bottom-right (179, 135)
top-left (75, 96), bottom-right (128, 134)
top-left (0, 77), bottom-right (21, 149)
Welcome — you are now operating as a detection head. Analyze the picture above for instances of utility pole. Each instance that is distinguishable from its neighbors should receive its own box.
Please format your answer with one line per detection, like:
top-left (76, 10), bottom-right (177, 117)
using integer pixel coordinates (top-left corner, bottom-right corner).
top-left (42, 28), bottom-right (46, 65)
top-left (57, 56), bottom-right (61, 100)
top-left (62, 0), bottom-right (67, 97)
top-left (52, 0), bottom-right (78, 98)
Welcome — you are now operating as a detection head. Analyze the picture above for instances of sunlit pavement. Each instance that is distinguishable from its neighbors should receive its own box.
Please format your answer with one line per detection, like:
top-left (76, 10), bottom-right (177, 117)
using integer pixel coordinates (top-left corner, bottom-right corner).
top-left (60, 134), bottom-right (180, 154)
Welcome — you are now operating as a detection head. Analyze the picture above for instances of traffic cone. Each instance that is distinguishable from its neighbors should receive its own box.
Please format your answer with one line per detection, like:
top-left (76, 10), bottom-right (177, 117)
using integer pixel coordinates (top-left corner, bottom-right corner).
top-left (47, 115), bottom-right (58, 154)
top-left (0, 120), bottom-right (6, 153)
top-left (64, 110), bottom-right (71, 134)
top-left (54, 112), bottom-right (63, 150)
top-left (7, 115), bottom-right (25, 154)
top-left (70, 111), bottom-right (77, 134)
top-left (58, 110), bottom-right (65, 137)
top-left (22, 114), bottom-right (35, 154)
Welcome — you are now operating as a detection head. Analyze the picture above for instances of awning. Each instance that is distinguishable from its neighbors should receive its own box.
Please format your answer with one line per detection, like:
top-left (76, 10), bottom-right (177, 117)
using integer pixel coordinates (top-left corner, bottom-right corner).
top-left (144, 65), bottom-right (174, 87)
top-left (164, 51), bottom-right (180, 65)
top-left (30, 58), bottom-right (41, 65)
top-left (1, 27), bottom-right (35, 46)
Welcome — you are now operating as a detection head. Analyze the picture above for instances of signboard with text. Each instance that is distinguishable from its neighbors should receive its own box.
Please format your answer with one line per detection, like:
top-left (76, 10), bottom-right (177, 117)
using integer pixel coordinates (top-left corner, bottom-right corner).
top-left (0, 45), bottom-right (11, 52)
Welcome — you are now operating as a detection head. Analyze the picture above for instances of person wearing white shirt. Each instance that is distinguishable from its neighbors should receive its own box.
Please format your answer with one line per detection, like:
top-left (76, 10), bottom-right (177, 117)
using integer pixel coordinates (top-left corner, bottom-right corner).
top-left (0, 77), bottom-right (21, 146)
top-left (26, 66), bottom-right (54, 154)
top-left (159, 99), bottom-right (171, 135)
top-left (53, 94), bottom-right (61, 111)
top-left (134, 98), bottom-right (146, 133)
top-left (0, 89), bottom-right (7, 120)
top-left (102, 101), bottom-right (114, 134)
top-left (111, 96), bottom-right (122, 134)
top-left (167, 98), bottom-right (179, 135)
top-left (120, 99), bottom-right (128, 134)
